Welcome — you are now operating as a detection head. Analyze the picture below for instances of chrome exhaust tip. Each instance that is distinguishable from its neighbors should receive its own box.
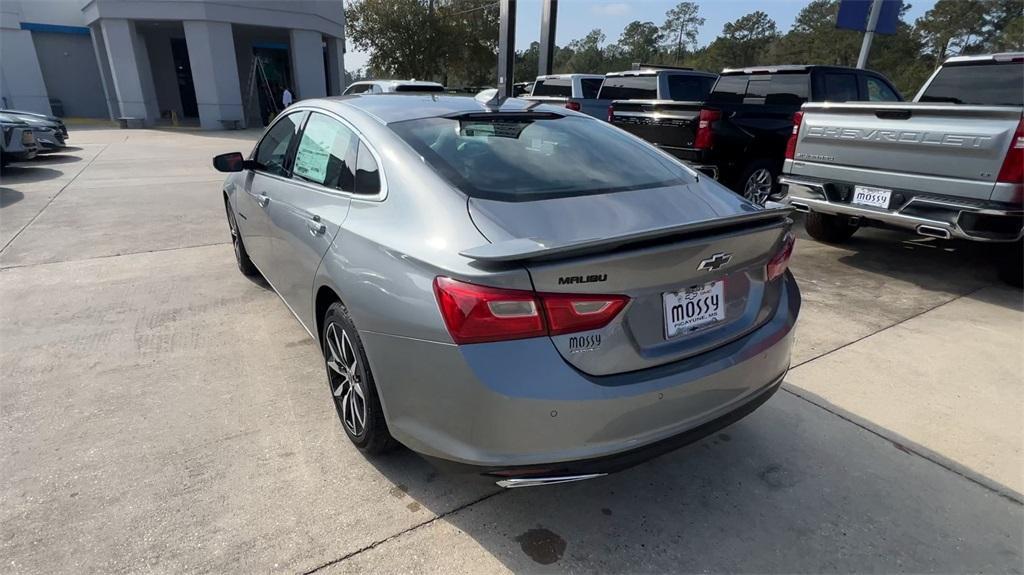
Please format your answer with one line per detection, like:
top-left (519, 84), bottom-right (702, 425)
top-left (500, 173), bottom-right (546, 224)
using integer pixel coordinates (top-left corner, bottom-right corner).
top-left (916, 225), bottom-right (951, 239)
top-left (790, 202), bottom-right (810, 213)
top-left (495, 473), bottom-right (607, 488)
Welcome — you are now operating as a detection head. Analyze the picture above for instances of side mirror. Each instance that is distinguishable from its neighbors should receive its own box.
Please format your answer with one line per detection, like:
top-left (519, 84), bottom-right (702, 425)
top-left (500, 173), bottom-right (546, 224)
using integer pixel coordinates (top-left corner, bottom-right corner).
top-left (213, 152), bottom-right (248, 173)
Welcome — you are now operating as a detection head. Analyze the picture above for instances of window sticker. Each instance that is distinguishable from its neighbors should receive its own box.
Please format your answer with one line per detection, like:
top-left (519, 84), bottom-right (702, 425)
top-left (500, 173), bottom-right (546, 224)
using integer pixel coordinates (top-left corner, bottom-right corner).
top-left (293, 118), bottom-right (340, 184)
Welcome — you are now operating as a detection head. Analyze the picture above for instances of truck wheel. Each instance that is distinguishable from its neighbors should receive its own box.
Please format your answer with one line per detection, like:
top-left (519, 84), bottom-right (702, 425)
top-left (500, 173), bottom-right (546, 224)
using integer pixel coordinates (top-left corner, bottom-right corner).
top-left (996, 239), bottom-right (1023, 288)
top-left (736, 160), bottom-right (778, 205)
top-left (804, 211), bottom-right (858, 244)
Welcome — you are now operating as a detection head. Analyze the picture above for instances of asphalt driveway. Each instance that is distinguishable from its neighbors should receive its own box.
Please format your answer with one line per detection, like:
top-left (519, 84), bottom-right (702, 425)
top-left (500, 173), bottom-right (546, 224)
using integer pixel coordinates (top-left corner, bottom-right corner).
top-left (1, 127), bottom-right (1021, 574)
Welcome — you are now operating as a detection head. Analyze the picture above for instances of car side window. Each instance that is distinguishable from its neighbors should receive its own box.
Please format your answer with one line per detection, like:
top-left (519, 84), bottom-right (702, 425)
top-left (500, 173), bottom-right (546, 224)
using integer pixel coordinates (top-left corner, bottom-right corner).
top-left (865, 76), bottom-right (900, 101)
top-left (353, 142), bottom-right (381, 196)
top-left (254, 112), bottom-right (303, 177)
top-left (291, 112), bottom-right (357, 192)
top-left (822, 73), bottom-right (860, 102)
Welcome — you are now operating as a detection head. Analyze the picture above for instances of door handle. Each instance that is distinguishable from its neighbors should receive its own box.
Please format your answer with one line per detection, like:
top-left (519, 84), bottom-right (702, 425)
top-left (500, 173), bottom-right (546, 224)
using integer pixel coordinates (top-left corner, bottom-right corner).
top-left (307, 215), bottom-right (326, 236)
top-left (256, 194), bottom-right (270, 208)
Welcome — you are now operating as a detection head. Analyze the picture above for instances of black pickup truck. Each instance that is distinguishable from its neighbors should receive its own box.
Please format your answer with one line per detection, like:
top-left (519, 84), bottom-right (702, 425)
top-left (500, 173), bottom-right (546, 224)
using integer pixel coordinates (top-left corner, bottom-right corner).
top-left (610, 65), bottom-right (903, 203)
top-left (604, 66), bottom-right (718, 154)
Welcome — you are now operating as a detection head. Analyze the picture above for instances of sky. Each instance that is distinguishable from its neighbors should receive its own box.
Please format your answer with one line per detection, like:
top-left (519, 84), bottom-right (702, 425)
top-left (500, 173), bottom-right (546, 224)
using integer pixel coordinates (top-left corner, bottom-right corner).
top-left (344, 0), bottom-right (938, 73)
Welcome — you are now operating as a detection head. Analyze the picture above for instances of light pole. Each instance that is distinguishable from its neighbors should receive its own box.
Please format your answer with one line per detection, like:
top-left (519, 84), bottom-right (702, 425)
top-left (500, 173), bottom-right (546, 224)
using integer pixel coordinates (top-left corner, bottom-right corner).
top-left (856, 0), bottom-right (884, 69)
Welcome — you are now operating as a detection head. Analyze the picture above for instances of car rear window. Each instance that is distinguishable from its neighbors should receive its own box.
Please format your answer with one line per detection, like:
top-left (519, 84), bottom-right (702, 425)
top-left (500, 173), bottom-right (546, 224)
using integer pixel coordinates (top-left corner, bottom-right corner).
top-left (532, 78), bottom-right (573, 98)
top-left (390, 114), bottom-right (689, 201)
top-left (667, 75), bottom-right (715, 101)
top-left (394, 84), bottom-right (445, 93)
top-left (581, 78), bottom-right (603, 99)
top-left (709, 73), bottom-right (809, 105)
top-left (919, 61), bottom-right (1023, 106)
top-left (598, 76), bottom-right (658, 100)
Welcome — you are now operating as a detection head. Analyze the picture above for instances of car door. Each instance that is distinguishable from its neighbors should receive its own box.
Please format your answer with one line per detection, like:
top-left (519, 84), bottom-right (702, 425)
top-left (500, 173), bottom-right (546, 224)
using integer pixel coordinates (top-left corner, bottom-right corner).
top-left (265, 111), bottom-right (359, 329)
top-left (237, 111), bottom-right (305, 272)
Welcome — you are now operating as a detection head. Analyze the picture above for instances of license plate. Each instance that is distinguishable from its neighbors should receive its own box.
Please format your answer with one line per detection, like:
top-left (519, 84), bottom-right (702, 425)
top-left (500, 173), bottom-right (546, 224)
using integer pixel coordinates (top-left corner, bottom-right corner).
top-left (852, 185), bottom-right (891, 209)
top-left (663, 280), bottom-right (725, 338)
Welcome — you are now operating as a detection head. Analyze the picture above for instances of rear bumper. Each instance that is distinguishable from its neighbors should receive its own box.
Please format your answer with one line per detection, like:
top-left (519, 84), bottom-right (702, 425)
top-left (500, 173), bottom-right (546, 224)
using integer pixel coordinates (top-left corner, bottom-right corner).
top-left (360, 273), bottom-right (799, 470)
top-left (779, 176), bottom-right (1024, 242)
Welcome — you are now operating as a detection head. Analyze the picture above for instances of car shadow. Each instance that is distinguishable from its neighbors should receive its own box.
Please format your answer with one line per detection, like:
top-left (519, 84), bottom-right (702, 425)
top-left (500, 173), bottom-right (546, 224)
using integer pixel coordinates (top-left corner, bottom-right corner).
top-left (355, 389), bottom-right (1022, 573)
top-left (0, 165), bottom-right (64, 184)
top-left (0, 187), bottom-right (24, 208)
top-left (791, 215), bottom-right (1018, 303)
top-left (29, 153), bottom-right (82, 165)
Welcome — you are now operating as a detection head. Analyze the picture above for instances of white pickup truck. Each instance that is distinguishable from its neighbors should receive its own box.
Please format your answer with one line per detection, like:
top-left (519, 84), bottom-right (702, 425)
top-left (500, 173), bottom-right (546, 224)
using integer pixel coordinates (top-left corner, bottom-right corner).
top-left (778, 53), bottom-right (1023, 285)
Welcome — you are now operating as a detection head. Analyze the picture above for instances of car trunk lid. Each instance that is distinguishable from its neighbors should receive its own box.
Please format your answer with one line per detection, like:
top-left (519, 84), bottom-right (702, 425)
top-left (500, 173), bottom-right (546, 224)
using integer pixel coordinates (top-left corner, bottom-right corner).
top-left (467, 184), bottom-right (791, 375)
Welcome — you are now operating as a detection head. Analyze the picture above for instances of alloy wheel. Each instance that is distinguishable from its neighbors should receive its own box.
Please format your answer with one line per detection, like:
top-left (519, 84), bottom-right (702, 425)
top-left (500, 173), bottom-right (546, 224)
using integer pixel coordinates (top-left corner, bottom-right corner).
top-left (228, 213), bottom-right (242, 263)
top-left (744, 168), bottom-right (773, 205)
top-left (324, 322), bottom-right (367, 437)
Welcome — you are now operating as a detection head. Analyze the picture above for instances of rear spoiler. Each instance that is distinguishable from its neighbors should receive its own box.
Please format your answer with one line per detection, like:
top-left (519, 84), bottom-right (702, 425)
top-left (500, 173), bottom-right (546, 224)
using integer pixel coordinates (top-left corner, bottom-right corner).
top-left (460, 208), bottom-right (791, 262)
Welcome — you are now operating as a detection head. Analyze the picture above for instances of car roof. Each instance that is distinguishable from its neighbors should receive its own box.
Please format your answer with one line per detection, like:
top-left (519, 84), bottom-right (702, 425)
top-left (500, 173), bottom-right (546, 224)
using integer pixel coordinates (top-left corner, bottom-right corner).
top-left (605, 69), bottom-right (716, 78)
top-left (720, 64), bottom-right (865, 75)
top-left (535, 74), bottom-right (604, 80)
top-left (943, 52), bottom-right (1024, 64)
top-left (350, 79), bottom-right (444, 88)
top-left (315, 94), bottom-right (564, 125)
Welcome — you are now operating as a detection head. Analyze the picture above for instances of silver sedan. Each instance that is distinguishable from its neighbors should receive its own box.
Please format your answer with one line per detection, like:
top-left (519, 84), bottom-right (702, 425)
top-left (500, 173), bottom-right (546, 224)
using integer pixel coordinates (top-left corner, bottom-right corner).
top-left (214, 94), bottom-right (800, 487)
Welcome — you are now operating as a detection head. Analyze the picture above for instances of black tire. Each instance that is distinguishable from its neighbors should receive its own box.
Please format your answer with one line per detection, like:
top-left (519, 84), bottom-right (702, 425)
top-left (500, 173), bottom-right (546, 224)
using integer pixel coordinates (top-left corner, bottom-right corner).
top-left (224, 198), bottom-right (259, 277)
top-left (996, 239), bottom-right (1023, 288)
top-left (804, 211), bottom-right (859, 244)
top-left (321, 302), bottom-right (397, 454)
top-left (735, 159), bottom-right (779, 205)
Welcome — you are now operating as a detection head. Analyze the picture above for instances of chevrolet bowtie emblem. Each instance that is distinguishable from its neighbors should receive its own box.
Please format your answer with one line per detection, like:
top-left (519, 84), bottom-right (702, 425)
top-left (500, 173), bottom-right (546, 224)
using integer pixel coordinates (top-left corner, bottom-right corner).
top-left (697, 252), bottom-right (732, 272)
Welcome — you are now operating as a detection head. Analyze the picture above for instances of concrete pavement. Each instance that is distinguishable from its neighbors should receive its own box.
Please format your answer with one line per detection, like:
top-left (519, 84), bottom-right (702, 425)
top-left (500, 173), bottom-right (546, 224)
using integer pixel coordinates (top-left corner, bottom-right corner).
top-left (1, 128), bottom-right (1021, 574)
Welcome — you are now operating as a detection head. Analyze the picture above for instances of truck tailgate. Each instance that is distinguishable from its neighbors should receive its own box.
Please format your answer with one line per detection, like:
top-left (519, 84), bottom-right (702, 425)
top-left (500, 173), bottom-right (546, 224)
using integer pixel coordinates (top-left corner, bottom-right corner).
top-left (790, 103), bottom-right (1022, 200)
top-left (610, 100), bottom-right (702, 151)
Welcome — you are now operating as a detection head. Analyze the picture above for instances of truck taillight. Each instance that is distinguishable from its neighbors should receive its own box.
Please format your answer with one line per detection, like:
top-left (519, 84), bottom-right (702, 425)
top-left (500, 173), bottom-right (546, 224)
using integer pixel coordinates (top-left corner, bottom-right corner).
top-left (996, 117), bottom-right (1024, 187)
top-left (766, 233), bottom-right (795, 281)
top-left (565, 100), bottom-right (581, 112)
top-left (433, 277), bottom-right (629, 344)
top-left (784, 111), bottom-right (804, 160)
top-left (607, 103), bottom-right (615, 122)
top-left (693, 108), bottom-right (720, 150)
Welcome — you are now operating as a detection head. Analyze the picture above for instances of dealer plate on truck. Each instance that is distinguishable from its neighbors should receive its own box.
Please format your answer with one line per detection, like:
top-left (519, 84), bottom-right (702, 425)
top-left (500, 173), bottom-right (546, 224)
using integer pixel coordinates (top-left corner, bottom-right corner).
top-left (663, 280), bottom-right (725, 338)
top-left (852, 185), bottom-right (892, 209)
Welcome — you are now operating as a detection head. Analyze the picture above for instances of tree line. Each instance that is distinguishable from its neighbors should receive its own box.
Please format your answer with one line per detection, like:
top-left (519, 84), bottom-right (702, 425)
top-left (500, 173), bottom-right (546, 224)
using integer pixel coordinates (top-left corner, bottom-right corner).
top-left (347, 0), bottom-right (1023, 96)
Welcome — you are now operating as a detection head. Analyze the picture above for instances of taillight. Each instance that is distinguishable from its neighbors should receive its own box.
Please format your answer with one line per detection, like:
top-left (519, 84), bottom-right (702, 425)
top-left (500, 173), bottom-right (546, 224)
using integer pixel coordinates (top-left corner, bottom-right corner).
top-left (541, 293), bottom-right (629, 336)
top-left (607, 103), bottom-right (615, 122)
top-left (693, 108), bottom-right (720, 149)
top-left (433, 277), bottom-right (629, 343)
top-left (784, 111), bottom-right (804, 160)
top-left (996, 116), bottom-right (1024, 186)
top-left (565, 100), bottom-right (581, 112)
top-left (766, 233), bottom-right (795, 281)
top-left (433, 277), bottom-right (545, 344)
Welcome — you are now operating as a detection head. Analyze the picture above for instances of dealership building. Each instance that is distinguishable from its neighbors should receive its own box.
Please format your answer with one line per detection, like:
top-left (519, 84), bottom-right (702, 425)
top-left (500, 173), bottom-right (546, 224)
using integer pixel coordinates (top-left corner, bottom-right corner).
top-left (0, 0), bottom-right (346, 129)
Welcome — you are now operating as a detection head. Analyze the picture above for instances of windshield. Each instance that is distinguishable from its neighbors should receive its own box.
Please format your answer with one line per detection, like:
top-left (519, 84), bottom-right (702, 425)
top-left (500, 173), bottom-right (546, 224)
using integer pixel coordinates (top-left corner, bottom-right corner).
top-left (919, 61), bottom-right (1023, 106)
top-left (390, 114), bottom-right (690, 201)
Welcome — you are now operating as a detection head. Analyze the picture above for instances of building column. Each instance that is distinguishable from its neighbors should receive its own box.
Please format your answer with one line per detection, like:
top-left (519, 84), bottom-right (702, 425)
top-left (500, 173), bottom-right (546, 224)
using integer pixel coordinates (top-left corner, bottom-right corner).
top-left (99, 18), bottom-right (158, 124)
top-left (325, 36), bottom-right (345, 96)
top-left (0, 22), bottom-right (52, 114)
top-left (89, 23), bottom-right (118, 120)
top-left (183, 21), bottom-right (243, 130)
top-left (289, 29), bottom-right (326, 101)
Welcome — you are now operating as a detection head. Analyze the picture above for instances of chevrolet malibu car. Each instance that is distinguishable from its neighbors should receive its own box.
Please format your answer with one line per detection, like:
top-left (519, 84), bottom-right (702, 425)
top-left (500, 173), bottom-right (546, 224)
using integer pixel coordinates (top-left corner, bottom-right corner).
top-left (214, 94), bottom-right (801, 487)
top-left (0, 113), bottom-right (39, 167)
top-left (1, 109), bottom-right (67, 152)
